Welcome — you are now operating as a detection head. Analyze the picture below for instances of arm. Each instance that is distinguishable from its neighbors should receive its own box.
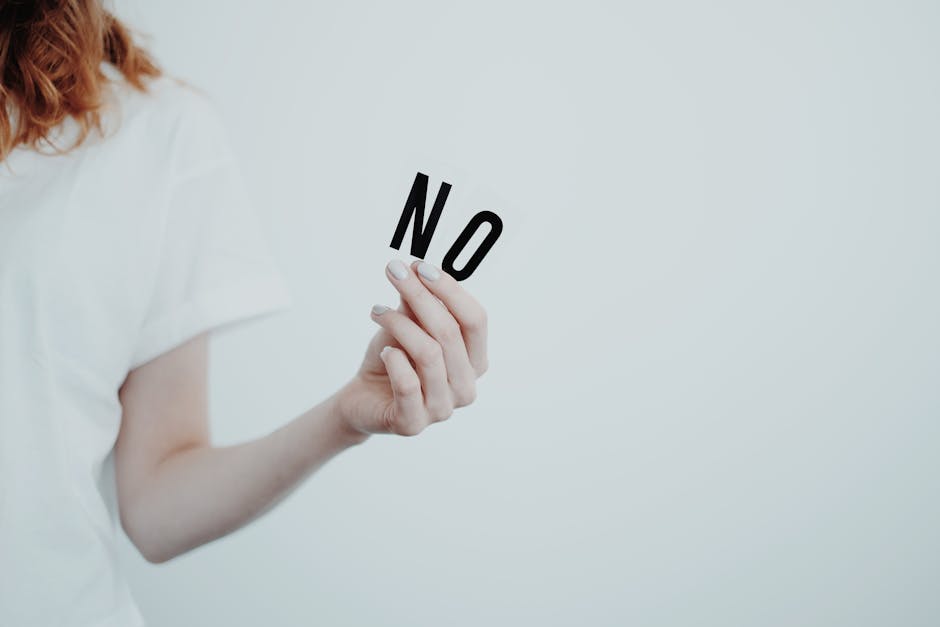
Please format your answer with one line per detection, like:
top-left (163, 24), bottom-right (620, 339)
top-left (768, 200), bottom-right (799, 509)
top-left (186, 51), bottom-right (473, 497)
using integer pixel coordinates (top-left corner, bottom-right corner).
top-left (115, 334), bottom-right (367, 563)
top-left (115, 259), bottom-right (487, 563)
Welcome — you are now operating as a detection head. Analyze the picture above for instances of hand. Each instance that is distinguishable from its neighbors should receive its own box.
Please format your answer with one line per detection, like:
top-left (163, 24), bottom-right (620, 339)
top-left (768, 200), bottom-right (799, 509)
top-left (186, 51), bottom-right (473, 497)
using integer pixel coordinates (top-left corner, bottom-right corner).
top-left (336, 259), bottom-right (489, 437)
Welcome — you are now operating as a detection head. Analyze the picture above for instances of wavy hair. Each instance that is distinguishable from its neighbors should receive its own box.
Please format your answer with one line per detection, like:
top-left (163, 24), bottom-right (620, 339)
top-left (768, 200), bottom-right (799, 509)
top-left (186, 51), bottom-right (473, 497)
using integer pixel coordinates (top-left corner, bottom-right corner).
top-left (0, 0), bottom-right (160, 160)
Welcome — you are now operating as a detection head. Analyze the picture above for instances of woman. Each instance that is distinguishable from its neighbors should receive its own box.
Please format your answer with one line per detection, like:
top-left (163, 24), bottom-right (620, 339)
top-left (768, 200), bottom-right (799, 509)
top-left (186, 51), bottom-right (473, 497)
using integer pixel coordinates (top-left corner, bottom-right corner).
top-left (0, 2), bottom-right (488, 625)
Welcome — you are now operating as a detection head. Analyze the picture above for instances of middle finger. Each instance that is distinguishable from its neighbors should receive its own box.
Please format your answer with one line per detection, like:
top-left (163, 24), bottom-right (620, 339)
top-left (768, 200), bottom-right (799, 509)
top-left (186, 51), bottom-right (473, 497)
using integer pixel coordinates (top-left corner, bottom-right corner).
top-left (385, 260), bottom-right (478, 405)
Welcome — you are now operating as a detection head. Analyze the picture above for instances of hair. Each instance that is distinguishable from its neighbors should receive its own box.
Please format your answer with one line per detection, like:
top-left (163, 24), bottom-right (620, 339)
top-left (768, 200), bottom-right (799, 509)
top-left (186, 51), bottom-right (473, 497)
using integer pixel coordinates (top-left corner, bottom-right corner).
top-left (0, 0), bottom-right (160, 160)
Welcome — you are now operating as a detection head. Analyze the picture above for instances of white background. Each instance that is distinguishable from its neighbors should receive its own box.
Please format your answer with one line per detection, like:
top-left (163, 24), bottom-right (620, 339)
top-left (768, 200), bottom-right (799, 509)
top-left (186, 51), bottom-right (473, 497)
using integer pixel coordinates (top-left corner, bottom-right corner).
top-left (114, 1), bottom-right (939, 625)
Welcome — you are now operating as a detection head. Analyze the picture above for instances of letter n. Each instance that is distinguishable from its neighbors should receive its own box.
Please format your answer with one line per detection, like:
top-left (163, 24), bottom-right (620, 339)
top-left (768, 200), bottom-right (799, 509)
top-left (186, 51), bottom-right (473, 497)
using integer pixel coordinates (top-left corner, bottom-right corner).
top-left (389, 172), bottom-right (451, 259)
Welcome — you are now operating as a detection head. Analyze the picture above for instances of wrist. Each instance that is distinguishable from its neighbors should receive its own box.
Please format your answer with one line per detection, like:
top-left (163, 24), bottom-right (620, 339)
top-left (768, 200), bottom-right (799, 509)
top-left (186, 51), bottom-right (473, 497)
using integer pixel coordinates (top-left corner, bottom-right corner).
top-left (322, 388), bottom-right (371, 447)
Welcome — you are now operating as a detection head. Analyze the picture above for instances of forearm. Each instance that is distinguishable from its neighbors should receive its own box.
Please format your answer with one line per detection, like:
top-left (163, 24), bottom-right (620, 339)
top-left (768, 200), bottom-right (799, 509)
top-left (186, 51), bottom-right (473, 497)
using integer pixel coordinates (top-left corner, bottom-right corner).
top-left (120, 393), bottom-right (368, 563)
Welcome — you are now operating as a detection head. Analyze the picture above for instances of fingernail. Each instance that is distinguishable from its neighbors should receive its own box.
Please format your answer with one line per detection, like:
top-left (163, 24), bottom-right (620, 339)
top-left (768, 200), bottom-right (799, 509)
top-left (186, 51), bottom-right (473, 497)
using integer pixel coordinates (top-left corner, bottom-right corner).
top-left (372, 304), bottom-right (391, 315)
top-left (380, 346), bottom-right (393, 357)
top-left (417, 261), bottom-right (441, 281)
top-left (387, 259), bottom-right (408, 280)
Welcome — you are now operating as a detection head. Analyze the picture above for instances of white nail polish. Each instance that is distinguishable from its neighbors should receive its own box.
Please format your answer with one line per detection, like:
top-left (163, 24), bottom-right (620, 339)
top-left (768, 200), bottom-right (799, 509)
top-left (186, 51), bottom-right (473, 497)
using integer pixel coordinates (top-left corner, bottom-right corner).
top-left (387, 259), bottom-right (408, 280)
top-left (417, 261), bottom-right (441, 281)
top-left (372, 304), bottom-right (390, 315)
top-left (380, 346), bottom-right (393, 356)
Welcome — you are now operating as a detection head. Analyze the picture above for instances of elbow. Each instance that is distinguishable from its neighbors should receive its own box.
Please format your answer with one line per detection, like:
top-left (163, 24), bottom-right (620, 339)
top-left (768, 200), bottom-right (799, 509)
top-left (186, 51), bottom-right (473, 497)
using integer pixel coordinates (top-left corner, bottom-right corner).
top-left (137, 543), bottom-right (175, 565)
top-left (119, 505), bottom-right (177, 564)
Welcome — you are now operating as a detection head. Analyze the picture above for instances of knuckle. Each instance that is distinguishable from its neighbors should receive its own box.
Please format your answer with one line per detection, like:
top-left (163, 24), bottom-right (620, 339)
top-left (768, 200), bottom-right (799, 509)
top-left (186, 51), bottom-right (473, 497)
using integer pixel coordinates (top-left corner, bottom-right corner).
top-left (427, 400), bottom-right (454, 422)
top-left (396, 419), bottom-right (427, 437)
top-left (464, 307), bottom-right (488, 333)
top-left (454, 384), bottom-right (477, 407)
top-left (415, 343), bottom-right (443, 368)
top-left (435, 320), bottom-right (461, 344)
top-left (394, 379), bottom-right (421, 398)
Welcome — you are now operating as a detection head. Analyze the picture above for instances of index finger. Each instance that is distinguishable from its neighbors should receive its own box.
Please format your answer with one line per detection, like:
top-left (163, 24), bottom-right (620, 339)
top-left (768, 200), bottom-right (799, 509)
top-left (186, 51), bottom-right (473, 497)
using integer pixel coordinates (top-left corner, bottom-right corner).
top-left (411, 260), bottom-right (488, 376)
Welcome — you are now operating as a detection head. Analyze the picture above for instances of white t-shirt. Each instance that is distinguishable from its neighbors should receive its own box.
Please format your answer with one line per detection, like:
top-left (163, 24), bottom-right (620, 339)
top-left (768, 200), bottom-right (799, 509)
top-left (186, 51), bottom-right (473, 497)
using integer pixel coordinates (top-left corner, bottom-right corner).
top-left (0, 74), bottom-right (293, 625)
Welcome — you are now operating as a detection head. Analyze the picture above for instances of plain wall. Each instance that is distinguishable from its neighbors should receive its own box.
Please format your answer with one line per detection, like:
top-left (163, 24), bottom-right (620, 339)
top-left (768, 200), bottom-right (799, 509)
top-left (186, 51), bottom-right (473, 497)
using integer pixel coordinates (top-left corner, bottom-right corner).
top-left (113, 1), bottom-right (940, 625)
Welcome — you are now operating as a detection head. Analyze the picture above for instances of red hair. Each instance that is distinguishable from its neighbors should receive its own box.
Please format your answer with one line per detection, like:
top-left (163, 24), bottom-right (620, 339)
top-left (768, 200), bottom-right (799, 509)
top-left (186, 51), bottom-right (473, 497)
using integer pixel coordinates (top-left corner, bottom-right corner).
top-left (0, 0), bottom-right (160, 160)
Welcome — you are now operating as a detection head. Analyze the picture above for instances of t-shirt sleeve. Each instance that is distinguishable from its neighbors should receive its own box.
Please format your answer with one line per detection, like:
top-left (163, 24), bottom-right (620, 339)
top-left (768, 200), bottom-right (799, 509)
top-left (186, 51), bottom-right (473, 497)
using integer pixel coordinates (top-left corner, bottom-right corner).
top-left (127, 95), bottom-right (292, 370)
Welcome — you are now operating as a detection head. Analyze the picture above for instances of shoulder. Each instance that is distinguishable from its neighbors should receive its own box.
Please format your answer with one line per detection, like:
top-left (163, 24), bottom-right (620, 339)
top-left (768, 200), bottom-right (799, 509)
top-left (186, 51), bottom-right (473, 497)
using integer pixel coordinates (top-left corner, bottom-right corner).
top-left (104, 74), bottom-right (235, 182)
top-left (111, 73), bottom-right (222, 133)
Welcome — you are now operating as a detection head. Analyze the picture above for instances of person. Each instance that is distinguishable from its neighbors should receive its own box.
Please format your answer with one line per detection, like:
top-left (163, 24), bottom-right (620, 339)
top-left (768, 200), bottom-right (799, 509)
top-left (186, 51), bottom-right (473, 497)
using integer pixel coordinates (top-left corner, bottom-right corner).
top-left (0, 2), bottom-right (489, 625)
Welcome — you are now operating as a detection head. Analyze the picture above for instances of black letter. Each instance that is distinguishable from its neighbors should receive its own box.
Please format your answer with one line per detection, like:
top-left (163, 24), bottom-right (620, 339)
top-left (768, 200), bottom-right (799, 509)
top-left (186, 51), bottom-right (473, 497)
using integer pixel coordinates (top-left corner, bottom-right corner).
top-left (441, 211), bottom-right (503, 281)
top-left (389, 172), bottom-right (451, 259)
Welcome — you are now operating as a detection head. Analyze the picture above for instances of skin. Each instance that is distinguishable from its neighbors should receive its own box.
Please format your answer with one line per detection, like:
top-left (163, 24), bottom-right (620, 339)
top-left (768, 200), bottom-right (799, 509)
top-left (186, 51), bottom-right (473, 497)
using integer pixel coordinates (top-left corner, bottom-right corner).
top-left (114, 259), bottom-right (488, 563)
